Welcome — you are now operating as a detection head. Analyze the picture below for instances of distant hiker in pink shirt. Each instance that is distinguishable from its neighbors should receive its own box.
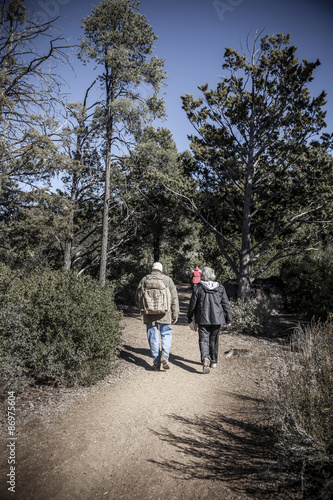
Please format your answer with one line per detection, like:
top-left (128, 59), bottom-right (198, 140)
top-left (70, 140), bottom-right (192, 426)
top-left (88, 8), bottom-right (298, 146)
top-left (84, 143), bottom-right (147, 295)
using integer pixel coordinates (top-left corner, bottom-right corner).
top-left (190, 266), bottom-right (202, 288)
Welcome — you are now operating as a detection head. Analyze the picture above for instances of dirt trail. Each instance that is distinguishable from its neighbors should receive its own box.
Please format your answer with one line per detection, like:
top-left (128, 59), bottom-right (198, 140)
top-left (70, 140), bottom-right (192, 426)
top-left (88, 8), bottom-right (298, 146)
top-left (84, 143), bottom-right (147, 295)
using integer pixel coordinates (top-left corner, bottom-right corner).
top-left (1, 285), bottom-right (300, 499)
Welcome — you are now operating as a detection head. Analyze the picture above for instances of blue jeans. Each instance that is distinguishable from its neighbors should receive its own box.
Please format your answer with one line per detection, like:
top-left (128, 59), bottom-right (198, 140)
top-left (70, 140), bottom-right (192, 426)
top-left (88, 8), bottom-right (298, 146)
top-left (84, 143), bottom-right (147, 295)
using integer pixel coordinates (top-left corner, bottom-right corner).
top-left (146, 322), bottom-right (173, 364)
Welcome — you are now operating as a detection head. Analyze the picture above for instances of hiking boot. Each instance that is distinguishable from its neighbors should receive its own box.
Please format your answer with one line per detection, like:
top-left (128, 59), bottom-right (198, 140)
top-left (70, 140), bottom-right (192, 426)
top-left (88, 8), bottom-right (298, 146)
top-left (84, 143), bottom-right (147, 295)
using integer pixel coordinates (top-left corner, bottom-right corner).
top-left (153, 363), bottom-right (161, 371)
top-left (160, 352), bottom-right (170, 370)
top-left (210, 362), bottom-right (217, 369)
top-left (202, 358), bottom-right (210, 374)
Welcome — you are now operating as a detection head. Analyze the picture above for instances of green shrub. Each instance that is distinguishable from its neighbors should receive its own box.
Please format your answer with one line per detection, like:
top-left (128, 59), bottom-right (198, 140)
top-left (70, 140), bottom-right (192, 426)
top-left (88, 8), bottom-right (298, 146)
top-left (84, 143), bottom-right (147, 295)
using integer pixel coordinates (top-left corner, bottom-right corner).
top-left (229, 297), bottom-right (271, 335)
top-left (268, 317), bottom-right (333, 498)
top-left (0, 265), bottom-right (121, 393)
top-left (281, 254), bottom-right (333, 321)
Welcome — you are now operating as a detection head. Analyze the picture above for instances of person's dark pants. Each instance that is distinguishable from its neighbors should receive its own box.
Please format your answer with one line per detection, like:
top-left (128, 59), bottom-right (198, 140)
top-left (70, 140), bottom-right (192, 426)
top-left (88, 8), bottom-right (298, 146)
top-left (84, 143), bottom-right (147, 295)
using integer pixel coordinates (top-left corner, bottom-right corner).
top-left (198, 324), bottom-right (221, 363)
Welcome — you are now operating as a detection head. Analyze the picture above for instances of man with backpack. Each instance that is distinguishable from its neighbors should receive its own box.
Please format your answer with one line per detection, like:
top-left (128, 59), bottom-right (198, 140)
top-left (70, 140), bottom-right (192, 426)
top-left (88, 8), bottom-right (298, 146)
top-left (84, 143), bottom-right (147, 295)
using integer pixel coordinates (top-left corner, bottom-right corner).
top-left (136, 262), bottom-right (179, 371)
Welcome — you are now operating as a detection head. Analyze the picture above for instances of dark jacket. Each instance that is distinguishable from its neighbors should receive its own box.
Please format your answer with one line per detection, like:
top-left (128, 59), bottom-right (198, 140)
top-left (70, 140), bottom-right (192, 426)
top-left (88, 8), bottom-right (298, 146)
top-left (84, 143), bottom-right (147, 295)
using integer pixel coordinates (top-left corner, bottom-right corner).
top-left (187, 281), bottom-right (232, 325)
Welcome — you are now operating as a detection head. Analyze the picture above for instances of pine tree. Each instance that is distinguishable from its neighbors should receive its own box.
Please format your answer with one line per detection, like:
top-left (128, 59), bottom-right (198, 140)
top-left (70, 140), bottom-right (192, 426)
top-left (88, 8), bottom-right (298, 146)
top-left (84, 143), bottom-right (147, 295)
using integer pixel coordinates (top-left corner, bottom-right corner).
top-left (181, 33), bottom-right (332, 301)
top-left (79, 0), bottom-right (166, 285)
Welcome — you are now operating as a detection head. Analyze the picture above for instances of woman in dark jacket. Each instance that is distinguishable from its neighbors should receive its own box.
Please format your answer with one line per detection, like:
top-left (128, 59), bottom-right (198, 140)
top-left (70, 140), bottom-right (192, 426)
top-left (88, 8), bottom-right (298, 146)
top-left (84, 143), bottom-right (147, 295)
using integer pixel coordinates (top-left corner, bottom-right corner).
top-left (187, 266), bottom-right (232, 373)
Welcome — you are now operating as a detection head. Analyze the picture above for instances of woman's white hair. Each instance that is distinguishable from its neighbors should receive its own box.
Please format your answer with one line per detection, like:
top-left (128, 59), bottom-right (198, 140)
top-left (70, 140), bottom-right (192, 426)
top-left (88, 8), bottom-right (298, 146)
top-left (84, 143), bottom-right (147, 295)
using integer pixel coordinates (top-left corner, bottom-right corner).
top-left (201, 266), bottom-right (216, 281)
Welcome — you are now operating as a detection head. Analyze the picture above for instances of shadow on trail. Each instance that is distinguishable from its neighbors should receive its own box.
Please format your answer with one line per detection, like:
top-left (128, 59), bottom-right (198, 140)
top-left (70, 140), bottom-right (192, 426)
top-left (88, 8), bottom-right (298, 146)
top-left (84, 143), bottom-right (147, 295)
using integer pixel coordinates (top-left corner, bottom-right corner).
top-left (119, 345), bottom-right (152, 371)
top-left (120, 344), bottom-right (202, 373)
top-left (176, 284), bottom-right (192, 326)
top-left (170, 353), bottom-right (201, 373)
top-left (149, 397), bottom-right (300, 498)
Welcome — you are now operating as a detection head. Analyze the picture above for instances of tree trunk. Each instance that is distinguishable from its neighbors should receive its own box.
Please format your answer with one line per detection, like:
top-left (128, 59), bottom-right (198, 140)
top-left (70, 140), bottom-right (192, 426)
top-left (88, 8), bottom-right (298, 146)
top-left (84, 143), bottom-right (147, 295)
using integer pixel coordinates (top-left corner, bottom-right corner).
top-left (238, 80), bottom-right (255, 302)
top-left (64, 189), bottom-right (75, 271)
top-left (63, 235), bottom-right (73, 271)
top-left (238, 167), bottom-right (252, 301)
top-left (63, 126), bottom-right (82, 271)
top-left (238, 246), bottom-right (251, 301)
top-left (99, 149), bottom-right (111, 286)
top-left (238, 182), bottom-right (253, 301)
top-left (99, 83), bottom-right (113, 286)
top-left (0, 20), bottom-right (13, 142)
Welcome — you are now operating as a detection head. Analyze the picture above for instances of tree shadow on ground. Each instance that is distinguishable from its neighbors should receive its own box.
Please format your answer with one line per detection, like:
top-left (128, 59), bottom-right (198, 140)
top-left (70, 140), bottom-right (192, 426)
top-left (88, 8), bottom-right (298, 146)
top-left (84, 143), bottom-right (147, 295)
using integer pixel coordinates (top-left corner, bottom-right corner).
top-left (149, 396), bottom-right (301, 499)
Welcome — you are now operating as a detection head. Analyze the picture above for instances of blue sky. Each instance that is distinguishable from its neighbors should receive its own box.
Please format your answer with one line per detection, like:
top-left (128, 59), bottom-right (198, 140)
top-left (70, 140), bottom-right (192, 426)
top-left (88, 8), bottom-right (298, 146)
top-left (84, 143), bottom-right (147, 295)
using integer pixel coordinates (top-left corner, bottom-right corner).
top-left (30, 0), bottom-right (333, 152)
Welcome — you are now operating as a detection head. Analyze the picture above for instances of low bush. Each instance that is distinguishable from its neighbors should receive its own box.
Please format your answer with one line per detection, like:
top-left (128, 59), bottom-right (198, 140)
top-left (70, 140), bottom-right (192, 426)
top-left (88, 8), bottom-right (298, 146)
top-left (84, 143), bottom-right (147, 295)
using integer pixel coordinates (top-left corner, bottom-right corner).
top-left (268, 316), bottom-right (333, 498)
top-left (229, 297), bottom-right (271, 335)
top-left (0, 265), bottom-right (121, 393)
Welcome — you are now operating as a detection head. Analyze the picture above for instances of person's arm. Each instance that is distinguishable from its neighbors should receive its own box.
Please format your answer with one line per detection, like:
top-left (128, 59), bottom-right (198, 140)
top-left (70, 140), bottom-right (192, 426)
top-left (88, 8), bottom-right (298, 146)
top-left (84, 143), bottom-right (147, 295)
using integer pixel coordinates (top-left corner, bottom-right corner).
top-left (135, 278), bottom-right (144, 308)
top-left (187, 287), bottom-right (198, 323)
top-left (221, 287), bottom-right (232, 324)
top-left (169, 279), bottom-right (179, 323)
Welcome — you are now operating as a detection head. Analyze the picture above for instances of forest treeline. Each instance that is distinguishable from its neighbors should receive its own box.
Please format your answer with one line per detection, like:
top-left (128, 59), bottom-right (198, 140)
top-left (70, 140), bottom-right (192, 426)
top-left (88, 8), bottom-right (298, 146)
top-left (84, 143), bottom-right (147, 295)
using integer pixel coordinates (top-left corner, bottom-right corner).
top-left (0, 1), bottom-right (332, 495)
top-left (1, 0), bottom-right (332, 303)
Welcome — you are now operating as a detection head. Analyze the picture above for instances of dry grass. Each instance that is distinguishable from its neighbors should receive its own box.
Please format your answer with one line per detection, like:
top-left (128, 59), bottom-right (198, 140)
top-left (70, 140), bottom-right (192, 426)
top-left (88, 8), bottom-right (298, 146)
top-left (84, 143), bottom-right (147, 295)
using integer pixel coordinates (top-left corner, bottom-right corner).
top-left (268, 316), bottom-right (333, 498)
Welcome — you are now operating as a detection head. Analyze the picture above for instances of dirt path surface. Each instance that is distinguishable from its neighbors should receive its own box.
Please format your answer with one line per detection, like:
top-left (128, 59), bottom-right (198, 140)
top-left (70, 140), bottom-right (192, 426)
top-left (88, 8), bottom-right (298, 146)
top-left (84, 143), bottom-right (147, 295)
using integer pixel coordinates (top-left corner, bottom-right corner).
top-left (1, 285), bottom-right (300, 500)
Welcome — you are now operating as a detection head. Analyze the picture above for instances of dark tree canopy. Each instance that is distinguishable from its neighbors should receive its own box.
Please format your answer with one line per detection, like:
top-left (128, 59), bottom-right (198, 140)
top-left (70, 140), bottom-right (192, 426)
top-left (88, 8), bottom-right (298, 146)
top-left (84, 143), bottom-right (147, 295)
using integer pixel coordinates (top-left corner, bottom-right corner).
top-left (181, 33), bottom-right (332, 300)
